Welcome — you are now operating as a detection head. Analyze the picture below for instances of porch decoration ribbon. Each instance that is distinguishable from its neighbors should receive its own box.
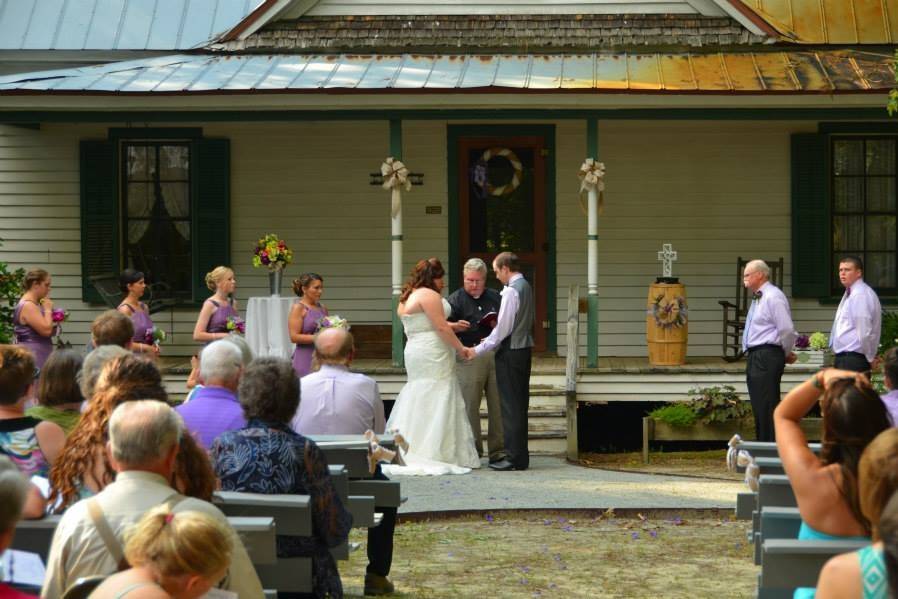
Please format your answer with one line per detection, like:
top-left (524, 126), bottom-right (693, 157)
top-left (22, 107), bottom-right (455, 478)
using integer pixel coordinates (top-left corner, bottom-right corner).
top-left (381, 157), bottom-right (411, 218)
top-left (577, 158), bottom-right (606, 215)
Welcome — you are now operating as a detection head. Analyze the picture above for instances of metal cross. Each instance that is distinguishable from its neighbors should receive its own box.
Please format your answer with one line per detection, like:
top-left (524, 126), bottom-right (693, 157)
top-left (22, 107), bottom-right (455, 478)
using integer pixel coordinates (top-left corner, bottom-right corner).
top-left (657, 243), bottom-right (678, 278)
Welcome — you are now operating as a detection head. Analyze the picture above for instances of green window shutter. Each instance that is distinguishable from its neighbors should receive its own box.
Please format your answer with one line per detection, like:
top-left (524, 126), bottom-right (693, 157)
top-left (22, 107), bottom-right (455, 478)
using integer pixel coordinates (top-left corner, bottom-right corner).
top-left (79, 140), bottom-right (118, 304)
top-left (791, 133), bottom-right (830, 298)
top-left (191, 138), bottom-right (230, 303)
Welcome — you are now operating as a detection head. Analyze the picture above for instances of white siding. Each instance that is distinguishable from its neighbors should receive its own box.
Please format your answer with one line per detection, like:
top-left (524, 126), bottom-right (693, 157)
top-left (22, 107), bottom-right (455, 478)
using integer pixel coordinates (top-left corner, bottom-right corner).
top-left (0, 119), bottom-right (851, 358)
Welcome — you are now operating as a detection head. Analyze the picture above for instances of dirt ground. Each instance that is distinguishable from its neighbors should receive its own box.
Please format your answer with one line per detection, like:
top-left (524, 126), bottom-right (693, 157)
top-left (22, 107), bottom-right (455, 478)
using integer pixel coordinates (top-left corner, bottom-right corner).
top-left (340, 510), bottom-right (756, 598)
top-left (577, 450), bottom-right (743, 481)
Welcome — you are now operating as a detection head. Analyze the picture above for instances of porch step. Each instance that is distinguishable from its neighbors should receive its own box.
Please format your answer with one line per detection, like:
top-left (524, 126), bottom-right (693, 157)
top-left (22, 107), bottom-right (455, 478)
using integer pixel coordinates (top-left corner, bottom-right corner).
top-left (477, 387), bottom-right (568, 456)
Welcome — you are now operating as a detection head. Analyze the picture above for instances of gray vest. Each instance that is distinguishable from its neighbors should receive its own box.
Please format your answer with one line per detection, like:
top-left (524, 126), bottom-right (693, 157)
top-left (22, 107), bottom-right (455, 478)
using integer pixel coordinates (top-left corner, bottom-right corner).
top-left (506, 275), bottom-right (534, 350)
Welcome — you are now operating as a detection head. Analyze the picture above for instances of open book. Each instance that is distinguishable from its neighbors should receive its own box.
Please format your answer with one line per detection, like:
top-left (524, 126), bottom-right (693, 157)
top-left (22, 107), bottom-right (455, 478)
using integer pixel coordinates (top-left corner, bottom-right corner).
top-left (477, 311), bottom-right (499, 329)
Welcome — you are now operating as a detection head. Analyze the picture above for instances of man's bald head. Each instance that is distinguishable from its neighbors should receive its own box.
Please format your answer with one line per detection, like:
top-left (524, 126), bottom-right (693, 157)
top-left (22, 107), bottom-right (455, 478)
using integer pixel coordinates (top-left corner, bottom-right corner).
top-left (313, 328), bottom-right (355, 368)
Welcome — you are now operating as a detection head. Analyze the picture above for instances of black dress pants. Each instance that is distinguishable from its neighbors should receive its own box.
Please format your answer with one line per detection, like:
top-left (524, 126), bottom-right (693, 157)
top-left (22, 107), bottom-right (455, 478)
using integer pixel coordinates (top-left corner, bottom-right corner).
top-left (367, 466), bottom-right (396, 576)
top-left (834, 352), bottom-right (871, 375)
top-left (495, 346), bottom-right (532, 470)
top-left (746, 345), bottom-right (786, 442)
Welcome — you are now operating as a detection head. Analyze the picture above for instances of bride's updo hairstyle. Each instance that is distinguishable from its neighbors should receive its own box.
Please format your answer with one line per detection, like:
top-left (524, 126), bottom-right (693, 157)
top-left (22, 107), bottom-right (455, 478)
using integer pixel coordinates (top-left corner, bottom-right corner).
top-left (399, 258), bottom-right (445, 303)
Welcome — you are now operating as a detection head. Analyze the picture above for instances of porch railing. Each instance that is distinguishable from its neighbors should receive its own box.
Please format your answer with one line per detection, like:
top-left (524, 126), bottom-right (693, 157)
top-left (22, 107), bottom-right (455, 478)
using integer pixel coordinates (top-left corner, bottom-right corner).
top-left (565, 284), bottom-right (580, 461)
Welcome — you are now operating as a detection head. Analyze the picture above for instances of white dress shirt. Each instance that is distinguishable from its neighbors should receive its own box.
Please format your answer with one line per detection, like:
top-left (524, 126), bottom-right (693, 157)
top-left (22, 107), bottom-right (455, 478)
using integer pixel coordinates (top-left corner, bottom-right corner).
top-left (475, 273), bottom-right (522, 356)
top-left (831, 278), bottom-right (882, 362)
top-left (293, 364), bottom-right (385, 435)
top-left (741, 281), bottom-right (797, 352)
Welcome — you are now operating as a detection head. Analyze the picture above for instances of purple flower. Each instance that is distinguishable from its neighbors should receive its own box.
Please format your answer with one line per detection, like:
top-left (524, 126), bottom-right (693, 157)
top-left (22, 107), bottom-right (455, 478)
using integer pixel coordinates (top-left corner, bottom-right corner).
top-left (649, 530), bottom-right (658, 538)
top-left (631, 532), bottom-right (639, 540)
top-left (795, 334), bottom-right (810, 349)
top-left (485, 514), bottom-right (494, 523)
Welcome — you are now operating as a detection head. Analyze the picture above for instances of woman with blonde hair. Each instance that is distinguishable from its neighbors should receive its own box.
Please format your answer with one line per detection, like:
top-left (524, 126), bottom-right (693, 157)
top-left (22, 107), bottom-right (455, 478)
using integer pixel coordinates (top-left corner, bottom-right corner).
top-left (13, 268), bottom-right (56, 369)
top-left (50, 354), bottom-right (216, 510)
top-left (87, 505), bottom-right (232, 599)
top-left (192, 266), bottom-right (239, 344)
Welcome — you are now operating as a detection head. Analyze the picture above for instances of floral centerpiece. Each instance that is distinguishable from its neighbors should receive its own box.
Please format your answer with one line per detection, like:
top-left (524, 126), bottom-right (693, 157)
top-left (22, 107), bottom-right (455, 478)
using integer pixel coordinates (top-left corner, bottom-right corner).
top-left (253, 233), bottom-right (293, 296)
top-left (317, 315), bottom-right (350, 331)
top-left (226, 316), bottom-right (246, 335)
top-left (792, 331), bottom-right (830, 366)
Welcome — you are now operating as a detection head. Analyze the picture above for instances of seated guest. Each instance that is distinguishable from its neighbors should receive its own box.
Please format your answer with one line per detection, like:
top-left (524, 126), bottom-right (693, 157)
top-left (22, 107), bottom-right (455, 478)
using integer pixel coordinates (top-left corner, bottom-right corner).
top-left (88, 505), bottom-right (232, 599)
top-left (116, 268), bottom-right (159, 358)
top-left (25, 349), bottom-right (83, 436)
top-left (775, 368), bottom-right (892, 599)
top-left (175, 340), bottom-right (246, 450)
top-left (183, 336), bottom-right (252, 405)
top-left (0, 346), bottom-right (64, 478)
top-left (294, 328), bottom-right (396, 596)
top-left (880, 347), bottom-right (898, 425)
top-left (13, 269), bottom-right (55, 370)
top-left (77, 344), bottom-right (130, 402)
top-left (817, 428), bottom-right (898, 598)
top-left (50, 354), bottom-right (216, 510)
top-left (91, 309), bottom-right (134, 349)
top-left (42, 401), bottom-right (263, 598)
top-left (211, 357), bottom-right (352, 599)
top-left (0, 455), bottom-right (41, 598)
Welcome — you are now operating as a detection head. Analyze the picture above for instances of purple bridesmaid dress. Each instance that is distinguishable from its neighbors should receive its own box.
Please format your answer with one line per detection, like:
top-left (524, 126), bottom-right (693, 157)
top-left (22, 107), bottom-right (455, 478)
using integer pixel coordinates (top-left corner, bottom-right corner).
top-left (292, 303), bottom-right (327, 378)
top-left (13, 301), bottom-right (53, 370)
top-left (120, 302), bottom-right (154, 345)
top-left (206, 298), bottom-right (238, 334)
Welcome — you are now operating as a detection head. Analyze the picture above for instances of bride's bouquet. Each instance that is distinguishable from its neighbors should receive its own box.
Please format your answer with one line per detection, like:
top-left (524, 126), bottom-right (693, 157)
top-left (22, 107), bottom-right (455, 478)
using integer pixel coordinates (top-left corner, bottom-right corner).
top-left (317, 315), bottom-right (350, 331)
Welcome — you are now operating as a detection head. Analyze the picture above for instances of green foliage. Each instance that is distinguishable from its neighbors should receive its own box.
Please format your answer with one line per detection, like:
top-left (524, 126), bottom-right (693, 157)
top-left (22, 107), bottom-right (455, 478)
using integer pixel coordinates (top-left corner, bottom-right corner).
top-left (0, 240), bottom-right (25, 344)
top-left (809, 332), bottom-right (829, 351)
top-left (879, 311), bottom-right (898, 356)
top-left (648, 385), bottom-right (752, 427)
top-left (648, 403), bottom-right (697, 427)
top-left (889, 50), bottom-right (898, 116)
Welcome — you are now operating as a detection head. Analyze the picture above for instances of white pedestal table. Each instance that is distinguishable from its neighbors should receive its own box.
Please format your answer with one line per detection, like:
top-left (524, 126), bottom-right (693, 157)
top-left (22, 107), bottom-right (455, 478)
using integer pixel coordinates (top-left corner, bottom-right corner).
top-left (245, 296), bottom-right (295, 360)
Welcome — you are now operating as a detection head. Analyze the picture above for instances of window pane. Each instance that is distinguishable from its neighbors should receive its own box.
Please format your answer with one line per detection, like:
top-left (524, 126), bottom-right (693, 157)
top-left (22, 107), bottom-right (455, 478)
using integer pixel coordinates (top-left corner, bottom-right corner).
top-left (866, 252), bottom-right (896, 288)
top-left (834, 140), bottom-right (864, 175)
top-left (834, 177), bottom-right (864, 212)
top-left (467, 147), bottom-right (534, 253)
top-left (160, 145), bottom-right (188, 180)
top-left (866, 139), bottom-right (896, 175)
top-left (127, 183), bottom-right (152, 217)
top-left (866, 215), bottom-right (896, 251)
top-left (160, 183), bottom-right (189, 219)
top-left (127, 145), bottom-right (150, 180)
top-left (867, 177), bottom-right (896, 212)
top-left (833, 215), bottom-right (863, 251)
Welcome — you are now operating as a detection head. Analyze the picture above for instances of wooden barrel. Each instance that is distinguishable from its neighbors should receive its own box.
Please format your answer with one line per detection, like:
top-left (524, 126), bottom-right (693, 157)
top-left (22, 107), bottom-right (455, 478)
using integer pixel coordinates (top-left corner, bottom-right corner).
top-left (646, 281), bottom-right (688, 366)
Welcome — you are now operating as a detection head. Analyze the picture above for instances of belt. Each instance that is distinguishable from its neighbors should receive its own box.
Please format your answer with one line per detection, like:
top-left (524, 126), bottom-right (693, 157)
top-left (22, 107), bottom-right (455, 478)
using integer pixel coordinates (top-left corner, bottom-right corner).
top-left (835, 351), bottom-right (867, 358)
top-left (746, 344), bottom-right (784, 353)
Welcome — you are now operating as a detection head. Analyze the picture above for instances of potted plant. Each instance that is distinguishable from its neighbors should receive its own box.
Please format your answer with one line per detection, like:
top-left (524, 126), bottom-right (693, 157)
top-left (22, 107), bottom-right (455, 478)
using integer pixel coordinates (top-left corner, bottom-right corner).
top-left (792, 332), bottom-right (830, 366)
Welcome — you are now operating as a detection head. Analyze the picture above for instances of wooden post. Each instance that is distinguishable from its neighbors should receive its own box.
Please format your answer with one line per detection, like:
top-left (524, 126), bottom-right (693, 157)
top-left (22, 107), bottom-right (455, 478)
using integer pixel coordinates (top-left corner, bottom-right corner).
top-left (389, 119), bottom-right (404, 368)
top-left (565, 284), bottom-right (579, 461)
top-left (642, 417), bottom-right (653, 464)
top-left (586, 118), bottom-right (599, 368)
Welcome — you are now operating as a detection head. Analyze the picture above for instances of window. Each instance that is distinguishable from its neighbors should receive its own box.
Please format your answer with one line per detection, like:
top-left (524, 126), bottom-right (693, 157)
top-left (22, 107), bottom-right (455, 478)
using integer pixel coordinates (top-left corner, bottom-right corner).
top-left (122, 142), bottom-right (192, 298)
top-left (831, 137), bottom-right (897, 295)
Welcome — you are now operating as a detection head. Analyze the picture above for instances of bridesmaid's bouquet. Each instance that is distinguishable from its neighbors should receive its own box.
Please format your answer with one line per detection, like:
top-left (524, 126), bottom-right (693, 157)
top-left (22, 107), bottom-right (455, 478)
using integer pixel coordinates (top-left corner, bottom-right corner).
top-left (317, 315), bottom-right (350, 331)
top-left (50, 308), bottom-right (68, 323)
top-left (144, 327), bottom-right (167, 346)
top-left (226, 316), bottom-right (246, 334)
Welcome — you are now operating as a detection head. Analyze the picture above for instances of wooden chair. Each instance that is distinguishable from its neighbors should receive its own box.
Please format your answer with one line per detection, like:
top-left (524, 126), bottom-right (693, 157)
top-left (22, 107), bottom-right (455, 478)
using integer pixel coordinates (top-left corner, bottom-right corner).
top-left (719, 257), bottom-right (784, 361)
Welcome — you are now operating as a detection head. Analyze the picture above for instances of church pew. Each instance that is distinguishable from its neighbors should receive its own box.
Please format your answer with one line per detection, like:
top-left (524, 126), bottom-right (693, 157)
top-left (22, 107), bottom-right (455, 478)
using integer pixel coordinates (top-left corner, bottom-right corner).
top-left (754, 507), bottom-right (802, 565)
top-left (214, 491), bottom-right (311, 536)
top-left (760, 539), bottom-right (869, 590)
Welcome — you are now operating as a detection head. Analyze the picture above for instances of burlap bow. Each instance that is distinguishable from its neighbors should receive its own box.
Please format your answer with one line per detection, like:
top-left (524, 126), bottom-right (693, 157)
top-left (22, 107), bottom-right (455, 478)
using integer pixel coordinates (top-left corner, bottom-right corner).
top-left (381, 157), bottom-right (412, 218)
top-left (577, 158), bottom-right (606, 215)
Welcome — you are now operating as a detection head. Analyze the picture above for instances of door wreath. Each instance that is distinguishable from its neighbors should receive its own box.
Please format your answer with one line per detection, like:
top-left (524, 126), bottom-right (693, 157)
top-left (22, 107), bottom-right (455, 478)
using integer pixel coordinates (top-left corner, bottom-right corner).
top-left (476, 147), bottom-right (523, 197)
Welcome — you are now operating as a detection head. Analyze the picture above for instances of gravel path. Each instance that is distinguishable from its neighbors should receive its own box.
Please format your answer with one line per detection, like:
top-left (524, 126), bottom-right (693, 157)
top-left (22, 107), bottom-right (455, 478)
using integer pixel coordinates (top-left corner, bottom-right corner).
top-left (393, 455), bottom-right (743, 514)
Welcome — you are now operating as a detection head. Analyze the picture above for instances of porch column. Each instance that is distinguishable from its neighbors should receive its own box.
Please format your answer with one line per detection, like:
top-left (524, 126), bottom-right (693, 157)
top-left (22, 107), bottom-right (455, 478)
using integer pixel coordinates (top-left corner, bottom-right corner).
top-left (389, 119), bottom-right (404, 368)
top-left (586, 118), bottom-right (599, 368)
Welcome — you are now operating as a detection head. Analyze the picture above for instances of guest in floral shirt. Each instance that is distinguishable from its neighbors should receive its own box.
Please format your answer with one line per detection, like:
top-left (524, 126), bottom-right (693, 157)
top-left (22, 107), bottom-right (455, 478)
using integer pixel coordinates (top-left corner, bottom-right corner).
top-left (211, 357), bottom-right (352, 599)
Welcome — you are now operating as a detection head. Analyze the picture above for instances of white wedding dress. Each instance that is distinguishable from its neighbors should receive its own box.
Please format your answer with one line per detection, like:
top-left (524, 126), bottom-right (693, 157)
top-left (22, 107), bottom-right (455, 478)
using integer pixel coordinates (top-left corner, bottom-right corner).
top-left (382, 299), bottom-right (481, 476)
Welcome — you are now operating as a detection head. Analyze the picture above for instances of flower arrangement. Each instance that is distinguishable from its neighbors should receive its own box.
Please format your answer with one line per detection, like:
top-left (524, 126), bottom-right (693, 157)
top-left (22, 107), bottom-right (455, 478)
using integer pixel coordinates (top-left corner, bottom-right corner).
top-left (226, 316), bottom-right (246, 335)
top-left (252, 234), bottom-right (293, 271)
top-left (317, 315), bottom-right (350, 331)
top-left (808, 332), bottom-right (829, 351)
top-left (144, 327), bottom-right (167, 346)
top-left (794, 334), bottom-right (810, 350)
top-left (51, 308), bottom-right (68, 323)
top-left (648, 294), bottom-right (688, 330)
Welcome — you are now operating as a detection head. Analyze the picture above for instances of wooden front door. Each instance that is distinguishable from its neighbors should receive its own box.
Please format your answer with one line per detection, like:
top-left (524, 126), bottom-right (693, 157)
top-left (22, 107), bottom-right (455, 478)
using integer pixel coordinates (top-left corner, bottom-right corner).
top-left (457, 136), bottom-right (548, 352)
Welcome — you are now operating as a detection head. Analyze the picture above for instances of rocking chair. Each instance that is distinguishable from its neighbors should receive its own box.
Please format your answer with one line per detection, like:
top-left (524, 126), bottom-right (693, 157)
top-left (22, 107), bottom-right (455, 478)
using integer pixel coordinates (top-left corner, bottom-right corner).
top-left (88, 273), bottom-right (177, 314)
top-left (719, 257), bottom-right (784, 362)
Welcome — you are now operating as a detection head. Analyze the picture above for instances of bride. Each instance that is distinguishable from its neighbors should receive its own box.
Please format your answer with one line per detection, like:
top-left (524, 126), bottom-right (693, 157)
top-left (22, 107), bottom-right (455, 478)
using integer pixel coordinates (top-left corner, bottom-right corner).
top-left (382, 258), bottom-right (481, 475)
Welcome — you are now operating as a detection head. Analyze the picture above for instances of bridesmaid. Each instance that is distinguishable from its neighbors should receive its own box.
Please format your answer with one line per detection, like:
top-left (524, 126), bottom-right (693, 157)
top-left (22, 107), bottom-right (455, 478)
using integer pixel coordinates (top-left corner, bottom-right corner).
top-left (14, 269), bottom-right (55, 370)
top-left (289, 273), bottom-right (327, 378)
top-left (193, 266), bottom-right (239, 344)
top-left (117, 269), bottom-right (158, 358)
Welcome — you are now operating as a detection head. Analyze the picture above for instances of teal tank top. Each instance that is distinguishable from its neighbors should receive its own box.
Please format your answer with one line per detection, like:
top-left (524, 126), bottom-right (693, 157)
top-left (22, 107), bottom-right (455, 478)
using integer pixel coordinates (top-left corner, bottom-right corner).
top-left (858, 545), bottom-right (886, 599)
top-left (794, 521), bottom-right (870, 599)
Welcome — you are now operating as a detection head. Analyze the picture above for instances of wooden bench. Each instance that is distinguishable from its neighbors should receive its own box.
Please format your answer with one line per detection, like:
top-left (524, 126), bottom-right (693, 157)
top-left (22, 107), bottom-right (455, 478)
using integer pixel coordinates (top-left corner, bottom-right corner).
top-left (760, 539), bottom-right (869, 589)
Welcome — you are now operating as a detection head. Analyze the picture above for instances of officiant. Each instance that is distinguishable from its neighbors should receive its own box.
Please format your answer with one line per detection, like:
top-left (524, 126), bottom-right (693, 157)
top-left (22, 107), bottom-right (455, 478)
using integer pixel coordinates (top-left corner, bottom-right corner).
top-left (447, 258), bottom-right (506, 465)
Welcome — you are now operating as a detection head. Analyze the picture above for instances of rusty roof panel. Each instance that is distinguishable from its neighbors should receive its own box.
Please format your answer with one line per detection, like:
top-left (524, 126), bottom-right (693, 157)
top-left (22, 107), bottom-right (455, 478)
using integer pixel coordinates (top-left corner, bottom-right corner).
top-left (739, 0), bottom-right (898, 43)
top-left (0, 51), bottom-right (893, 94)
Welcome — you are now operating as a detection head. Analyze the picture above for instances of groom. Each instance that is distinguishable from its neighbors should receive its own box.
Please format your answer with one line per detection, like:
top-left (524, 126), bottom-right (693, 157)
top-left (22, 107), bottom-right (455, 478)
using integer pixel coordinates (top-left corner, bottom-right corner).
top-left (474, 251), bottom-right (534, 471)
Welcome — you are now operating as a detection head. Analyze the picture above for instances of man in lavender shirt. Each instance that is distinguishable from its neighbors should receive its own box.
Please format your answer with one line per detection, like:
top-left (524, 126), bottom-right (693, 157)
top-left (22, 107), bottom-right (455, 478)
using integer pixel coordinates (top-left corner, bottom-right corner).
top-left (176, 339), bottom-right (246, 450)
top-left (742, 260), bottom-right (797, 442)
top-left (831, 256), bottom-right (882, 375)
top-left (292, 327), bottom-right (395, 596)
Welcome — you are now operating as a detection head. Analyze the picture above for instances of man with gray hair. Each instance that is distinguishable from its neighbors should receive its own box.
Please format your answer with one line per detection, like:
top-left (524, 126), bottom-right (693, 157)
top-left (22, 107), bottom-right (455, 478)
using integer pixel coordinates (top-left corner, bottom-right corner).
top-left (175, 339), bottom-right (246, 449)
top-left (42, 401), bottom-right (263, 598)
top-left (447, 257), bottom-right (505, 464)
top-left (742, 259), bottom-right (797, 442)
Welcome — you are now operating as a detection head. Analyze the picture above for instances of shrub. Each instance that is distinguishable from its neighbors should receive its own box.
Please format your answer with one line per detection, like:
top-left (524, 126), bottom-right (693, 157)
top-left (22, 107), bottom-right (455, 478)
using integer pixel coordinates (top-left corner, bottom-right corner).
top-left (648, 403), bottom-right (697, 427)
top-left (808, 332), bottom-right (829, 351)
top-left (647, 385), bottom-right (752, 427)
top-left (880, 311), bottom-right (898, 357)
top-left (0, 240), bottom-right (25, 344)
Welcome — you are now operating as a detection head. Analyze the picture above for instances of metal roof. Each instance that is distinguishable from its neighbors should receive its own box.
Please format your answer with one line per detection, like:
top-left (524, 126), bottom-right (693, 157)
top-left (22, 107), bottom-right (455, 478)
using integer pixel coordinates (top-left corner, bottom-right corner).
top-left (0, 0), bottom-right (266, 50)
top-left (0, 51), bottom-right (892, 93)
top-left (736, 0), bottom-right (898, 44)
